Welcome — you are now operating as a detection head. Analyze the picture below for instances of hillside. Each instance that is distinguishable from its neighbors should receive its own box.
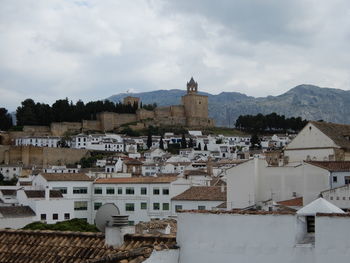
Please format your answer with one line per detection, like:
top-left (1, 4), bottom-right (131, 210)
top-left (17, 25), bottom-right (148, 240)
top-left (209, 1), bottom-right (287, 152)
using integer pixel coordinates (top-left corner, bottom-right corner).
top-left (107, 85), bottom-right (350, 127)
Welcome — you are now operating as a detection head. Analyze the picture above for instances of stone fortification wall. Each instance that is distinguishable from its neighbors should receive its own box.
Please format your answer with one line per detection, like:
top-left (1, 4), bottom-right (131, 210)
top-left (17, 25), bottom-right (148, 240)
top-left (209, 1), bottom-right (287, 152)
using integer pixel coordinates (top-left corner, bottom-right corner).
top-left (137, 109), bottom-right (155, 120)
top-left (2, 146), bottom-right (88, 166)
top-left (23, 126), bottom-right (51, 133)
top-left (170, 105), bottom-right (185, 117)
top-left (82, 120), bottom-right (101, 132)
top-left (154, 107), bottom-right (172, 118)
top-left (97, 112), bottom-right (138, 131)
top-left (186, 117), bottom-right (215, 127)
top-left (51, 122), bottom-right (82, 136)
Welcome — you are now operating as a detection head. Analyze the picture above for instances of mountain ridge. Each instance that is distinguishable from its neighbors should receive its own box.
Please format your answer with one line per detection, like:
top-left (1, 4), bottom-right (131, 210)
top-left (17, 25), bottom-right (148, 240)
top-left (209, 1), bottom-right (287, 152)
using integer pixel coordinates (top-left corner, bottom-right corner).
top-left (107, 84), bottom-right (350, 126)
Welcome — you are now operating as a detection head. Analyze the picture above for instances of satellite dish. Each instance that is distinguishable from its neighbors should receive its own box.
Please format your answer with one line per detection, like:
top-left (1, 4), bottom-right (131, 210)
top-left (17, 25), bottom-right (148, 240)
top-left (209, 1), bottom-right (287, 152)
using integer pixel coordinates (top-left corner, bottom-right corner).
top-left (95, 203), bottom-right (120, 232)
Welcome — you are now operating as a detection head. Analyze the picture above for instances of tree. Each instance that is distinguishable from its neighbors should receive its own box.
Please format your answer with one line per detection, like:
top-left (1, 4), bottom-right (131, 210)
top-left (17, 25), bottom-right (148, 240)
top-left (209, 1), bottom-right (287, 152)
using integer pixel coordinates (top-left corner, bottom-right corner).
top-left (181, 133), bottom-right (187, 149)
top-left (250, 133), bottom-right (261, 149)
top-left (197, 142), bottom-right (202, 150)
top-left (147, 132), bottom-right (152, 149)
top-left (188, 138), bottom-right (194, 148)
top-left (0, 108), bottom-right (13, 131)
top-left (204, 144), bottom-right (208, 151)
top-left (159, 135), bottom-right (164, 150)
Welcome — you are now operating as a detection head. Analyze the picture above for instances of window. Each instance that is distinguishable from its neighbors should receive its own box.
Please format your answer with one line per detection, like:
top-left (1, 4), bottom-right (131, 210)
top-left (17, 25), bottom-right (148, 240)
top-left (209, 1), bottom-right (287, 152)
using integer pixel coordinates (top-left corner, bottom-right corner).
top-left (126, 187), bottom-right (134, 195)
top-left (74, 201), bottom-right (88, 211)
top-left (53, 187), bottom-right (67, 194)
top-left (128, 221), bottom-right (135, 226)
top-left (153, 203), bottom-right (160, 210)
top-left (162, 188), bottom-right (169, 195)
top-left (336, 196), bottom-right (340, 200)
top-left (64, 213), bottom-right (70, 220)
top-left (53, 214), bottom-right (58, 220)
top-left (106, 187), bottom-right (115, 195)
top-left (330, 196), bottom-right (333, 200)
top-left (153, 188), bottom-right (160, 195)
top-left (343, 197), bottom-right (346, 200)
top-left (125, 203), bottom-right (135, 211)
top-left (162, 203), bottom-right (170, 211)
top-left (73, 187), bottom-right (88, 194)
top-left (94, 187), bottom-right (102, 194)
top-left (141, 202), bottom-right (147, 210)
top-left (41, 214), bottom-right (46, 221)
top-left (141, 187), bottom-right (147, 195)
top-left (345, 176), bottom-right (350, 184)
top-left (175, 205), bottom-right (183, 212)
top-left (306, 216), bottom-right (315, 233)
top-left (94, 202), bottom-right (102, 210)
top-left (118, 187), bottom-right (123, 195)
top-left (198, 206), bottom-right (206, 210)
top-left (333, 176), bottom-right (338, 183)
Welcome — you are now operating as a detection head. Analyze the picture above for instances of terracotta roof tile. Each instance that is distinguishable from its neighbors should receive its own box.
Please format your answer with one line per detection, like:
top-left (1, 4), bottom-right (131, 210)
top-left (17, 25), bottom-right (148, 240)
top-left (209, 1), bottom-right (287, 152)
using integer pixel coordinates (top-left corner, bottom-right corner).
top-left (41, 173), bottom-right (94, 181)
top-left (311, 121), bottom-right (350, 150)
top-left (277, 197), bottom-right (303, 207)
top-left (0, 189), bottom-right (16, 196)
top-left (0, 206), bottom-right (35, 217)
top-left (307, 161), bottom-right (350, 172)
top-left (172, 186), bottom-right (226, 201)
top-left (24, 190), bottom-right (63, 198)
top-left (94, 177), bottom-right (177, 184)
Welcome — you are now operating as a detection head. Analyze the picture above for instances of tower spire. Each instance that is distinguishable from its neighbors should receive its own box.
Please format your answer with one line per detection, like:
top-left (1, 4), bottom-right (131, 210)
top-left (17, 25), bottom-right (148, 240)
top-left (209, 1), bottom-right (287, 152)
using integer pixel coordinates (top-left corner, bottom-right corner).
top-left (187, 77), bottom-right (198, 94)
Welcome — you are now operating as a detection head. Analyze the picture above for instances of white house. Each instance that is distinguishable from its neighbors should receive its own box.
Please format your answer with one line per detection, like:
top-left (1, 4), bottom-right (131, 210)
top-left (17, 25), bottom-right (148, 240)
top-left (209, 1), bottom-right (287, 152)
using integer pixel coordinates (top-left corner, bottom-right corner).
top-left (0, 165), bottom-right (22, 180)
top-left (171, 186), bottom-right (226, 214)
top-left (285, 121), bottom-right (350, 162)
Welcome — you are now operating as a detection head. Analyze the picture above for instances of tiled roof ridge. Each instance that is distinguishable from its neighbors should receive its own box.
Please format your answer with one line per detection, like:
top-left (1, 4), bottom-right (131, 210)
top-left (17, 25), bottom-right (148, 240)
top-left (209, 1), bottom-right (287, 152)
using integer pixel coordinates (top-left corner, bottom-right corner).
top-left (0, 228), bottom-right (104, 238)
top-left (177, 209), bottom-right (295, 215)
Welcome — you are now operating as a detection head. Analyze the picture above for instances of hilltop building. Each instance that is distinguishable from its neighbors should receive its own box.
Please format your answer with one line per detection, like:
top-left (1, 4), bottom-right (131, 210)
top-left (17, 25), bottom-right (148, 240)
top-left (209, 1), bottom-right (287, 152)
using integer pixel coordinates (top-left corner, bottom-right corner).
top-left (49, 78), bottom-right (215, 136)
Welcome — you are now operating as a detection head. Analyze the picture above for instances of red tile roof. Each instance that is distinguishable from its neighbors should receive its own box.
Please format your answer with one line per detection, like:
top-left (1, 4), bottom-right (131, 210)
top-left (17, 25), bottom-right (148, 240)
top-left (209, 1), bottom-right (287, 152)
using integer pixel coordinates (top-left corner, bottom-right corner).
top-left (94, 177), bottom-right (177, 184)
top-left (172, 186), bottom-right (226, 201)
top-left (277, 197), bottom-right (303, 207)
top-left (307, 161), bottom-right (350, 172)
top-left (41, 173), bottom-right (94, 181)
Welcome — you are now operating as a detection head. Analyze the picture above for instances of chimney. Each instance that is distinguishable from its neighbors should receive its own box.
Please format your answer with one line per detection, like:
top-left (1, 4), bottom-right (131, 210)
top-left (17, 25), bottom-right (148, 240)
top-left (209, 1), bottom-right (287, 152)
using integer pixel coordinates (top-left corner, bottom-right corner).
top-left (45, 186), bottom-right (50, 200)
top-left (105, 215), bottom-right (130, 247)
top-left (221, 184), bottom-right (225, 193)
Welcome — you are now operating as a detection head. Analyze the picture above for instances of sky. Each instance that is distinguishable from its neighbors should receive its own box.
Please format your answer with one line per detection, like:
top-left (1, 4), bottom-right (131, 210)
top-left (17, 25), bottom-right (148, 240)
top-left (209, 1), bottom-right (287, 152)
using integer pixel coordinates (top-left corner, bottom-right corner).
top-left (1, 0), bottom-right (350, 110)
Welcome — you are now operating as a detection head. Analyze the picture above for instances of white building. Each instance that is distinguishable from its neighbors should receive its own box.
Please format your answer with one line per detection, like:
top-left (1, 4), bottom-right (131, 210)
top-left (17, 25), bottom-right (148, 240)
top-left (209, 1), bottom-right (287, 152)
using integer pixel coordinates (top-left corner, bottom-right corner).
top-left (0, 206), bottom-right (36, 229)
top-left (177, 198), bottom-right (350, 263)
top-left (92, 176), bottom-right (190, 225)
top-left (171, 186), bottom-right (226, 214)
top-left (43, 165), bottom-right (80, 174)
top-left (0, 165), bottom-right (22, 180)
top-left (226, 158), bottom-right (332, 209)
top-left (32, 173), bottom-right (94, 223)
top-left (16, 188), bottom-right (74, 224)
top-left (71, 134), bottom-right (124, 152)
top-left (285, 121), bottom-right (350, 162)
top-left (15, 136), bottom-right (61, 148)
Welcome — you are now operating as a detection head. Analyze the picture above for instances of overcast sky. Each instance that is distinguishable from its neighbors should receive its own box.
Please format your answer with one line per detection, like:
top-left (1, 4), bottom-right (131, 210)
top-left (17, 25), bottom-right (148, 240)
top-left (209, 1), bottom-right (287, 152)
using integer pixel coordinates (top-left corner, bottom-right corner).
top-left (1, 0), bottom-right (350, 110)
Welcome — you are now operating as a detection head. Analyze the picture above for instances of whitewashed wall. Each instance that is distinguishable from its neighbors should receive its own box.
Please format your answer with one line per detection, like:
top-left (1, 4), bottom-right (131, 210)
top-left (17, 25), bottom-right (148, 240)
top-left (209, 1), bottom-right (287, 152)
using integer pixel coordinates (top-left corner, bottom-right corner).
top-left (144, 249), bottom-right (179, 263)
top-left (177, 212), bottom-right (350, 263)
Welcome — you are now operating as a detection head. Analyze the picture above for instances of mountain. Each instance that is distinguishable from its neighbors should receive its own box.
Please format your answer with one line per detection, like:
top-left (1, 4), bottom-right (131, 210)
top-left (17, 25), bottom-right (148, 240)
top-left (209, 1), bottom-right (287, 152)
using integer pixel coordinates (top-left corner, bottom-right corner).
top-left (107, 85), bottom-right (350, 127)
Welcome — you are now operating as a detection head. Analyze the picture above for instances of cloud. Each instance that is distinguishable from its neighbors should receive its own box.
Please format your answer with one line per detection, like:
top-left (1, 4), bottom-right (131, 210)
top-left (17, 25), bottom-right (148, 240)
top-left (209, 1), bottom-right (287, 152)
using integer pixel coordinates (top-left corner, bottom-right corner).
top-left (1, 0), bottom-right (350, 110)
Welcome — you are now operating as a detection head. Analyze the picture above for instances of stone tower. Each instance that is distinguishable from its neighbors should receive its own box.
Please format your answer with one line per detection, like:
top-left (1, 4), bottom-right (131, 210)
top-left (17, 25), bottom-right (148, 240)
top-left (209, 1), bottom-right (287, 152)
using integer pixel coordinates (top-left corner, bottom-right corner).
top-left (182, 77), bottom-right (210, 126)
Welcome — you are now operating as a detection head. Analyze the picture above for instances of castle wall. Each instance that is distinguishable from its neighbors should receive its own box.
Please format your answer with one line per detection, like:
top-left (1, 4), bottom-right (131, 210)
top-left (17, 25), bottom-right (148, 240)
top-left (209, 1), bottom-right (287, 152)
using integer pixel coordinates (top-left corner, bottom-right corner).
top-left (51, 122), bottom-right (82, 136)
top-left (137, 109), bottom-right (155, 120)
top-left (97, 112), bottom-right (138, 131)
top-left (114, 114), bottom-right (137, 127)
top-left (155, 107), bottom-right (172, 118)
top-left (23, 126), bottom-right (51, 133)
top-left (170, 105), bottom-right (185, 117)
top-left (4, 146), bottom-right (88, 166)
top-left (82, 120), bottom-right (101, 132)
